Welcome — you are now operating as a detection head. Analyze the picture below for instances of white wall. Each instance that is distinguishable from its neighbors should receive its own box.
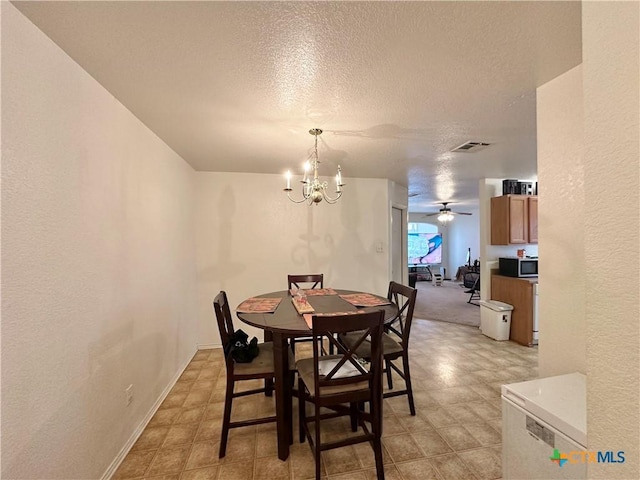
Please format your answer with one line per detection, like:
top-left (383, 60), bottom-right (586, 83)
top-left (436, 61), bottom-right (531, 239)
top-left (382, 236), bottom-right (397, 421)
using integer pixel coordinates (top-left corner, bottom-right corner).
top-left (389, 181), bottom-right (409, 284)
top-left (582, 3), bottom-right (639, 477)
top-left (536, 65), bottom-right (585, 377)
top-left (446, 208), bottom-right (480, 279)
top-left (536, 4), bottom-right (639, 477)
top-left (2, 4), bottom-right (199, 478)
top-left (194, 173), bottom-right (391, 346)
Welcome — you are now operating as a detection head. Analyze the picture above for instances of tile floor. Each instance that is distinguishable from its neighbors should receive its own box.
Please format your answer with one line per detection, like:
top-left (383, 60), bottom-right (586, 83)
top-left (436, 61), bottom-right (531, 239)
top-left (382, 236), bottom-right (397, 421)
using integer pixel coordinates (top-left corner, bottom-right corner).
top-left (113, 319), bottom-right (538, 480)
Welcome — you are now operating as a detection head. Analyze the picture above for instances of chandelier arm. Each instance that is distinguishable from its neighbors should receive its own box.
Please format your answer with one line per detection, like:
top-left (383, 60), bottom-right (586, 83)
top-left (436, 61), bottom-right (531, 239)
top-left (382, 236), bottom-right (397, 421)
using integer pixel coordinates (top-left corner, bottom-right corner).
top-left (322, 190), bottom-right (343, 204)
top-left (285, 189), bottom-right (312, 204)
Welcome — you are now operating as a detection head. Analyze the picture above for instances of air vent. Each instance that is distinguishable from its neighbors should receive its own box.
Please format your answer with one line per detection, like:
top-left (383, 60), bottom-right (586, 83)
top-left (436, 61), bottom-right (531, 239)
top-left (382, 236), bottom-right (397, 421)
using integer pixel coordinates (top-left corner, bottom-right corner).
top-left (451, 141), bottom-right (491, 152)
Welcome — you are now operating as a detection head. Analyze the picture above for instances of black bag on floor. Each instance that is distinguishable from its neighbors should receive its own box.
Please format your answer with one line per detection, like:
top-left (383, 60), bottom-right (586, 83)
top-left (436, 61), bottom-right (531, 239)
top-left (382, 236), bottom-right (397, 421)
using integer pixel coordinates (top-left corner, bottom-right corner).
top-left (224, 329), bottom-right (259, 363)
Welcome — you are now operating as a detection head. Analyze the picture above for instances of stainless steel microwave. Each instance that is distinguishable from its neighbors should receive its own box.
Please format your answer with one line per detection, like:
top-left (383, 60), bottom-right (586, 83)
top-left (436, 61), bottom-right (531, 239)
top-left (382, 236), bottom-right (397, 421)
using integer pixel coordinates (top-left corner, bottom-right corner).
top-left (499, 257), bottom-right (538, 278)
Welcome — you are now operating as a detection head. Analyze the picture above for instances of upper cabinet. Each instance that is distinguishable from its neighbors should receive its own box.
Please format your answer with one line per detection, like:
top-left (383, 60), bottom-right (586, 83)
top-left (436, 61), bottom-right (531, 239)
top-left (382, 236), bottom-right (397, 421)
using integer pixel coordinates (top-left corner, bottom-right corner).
top-left (527, 196), bottom-right (538, 243)
top-left (491, 195), bottom-right (538, 245)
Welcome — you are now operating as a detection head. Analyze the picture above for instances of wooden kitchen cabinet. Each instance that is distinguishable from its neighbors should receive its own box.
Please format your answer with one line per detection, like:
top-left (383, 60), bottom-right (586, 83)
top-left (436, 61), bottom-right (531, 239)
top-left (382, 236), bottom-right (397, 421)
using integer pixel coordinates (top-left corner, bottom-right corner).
top-left (491, 195), bottom-right (538, 245)
top-left (491, 274), bottom-right (537, 346)
top-left (527, 196), bottom-right (538, 243)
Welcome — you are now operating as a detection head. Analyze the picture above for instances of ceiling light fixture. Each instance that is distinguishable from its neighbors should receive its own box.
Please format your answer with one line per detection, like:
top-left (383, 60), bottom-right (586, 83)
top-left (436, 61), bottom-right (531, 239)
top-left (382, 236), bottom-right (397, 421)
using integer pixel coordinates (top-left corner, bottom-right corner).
top-left (437, 211), bottom-right (454, 223)
top-left (284, 128), bottom-right (344, 205)
top-left (426, 202), bottom-right (472, 223)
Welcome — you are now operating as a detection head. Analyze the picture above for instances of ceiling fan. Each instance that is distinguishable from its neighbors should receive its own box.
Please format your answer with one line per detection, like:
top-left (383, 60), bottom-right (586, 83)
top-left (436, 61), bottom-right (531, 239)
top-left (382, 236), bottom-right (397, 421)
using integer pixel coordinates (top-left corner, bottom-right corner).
top-left (425, 202), bottom-right (472, 222)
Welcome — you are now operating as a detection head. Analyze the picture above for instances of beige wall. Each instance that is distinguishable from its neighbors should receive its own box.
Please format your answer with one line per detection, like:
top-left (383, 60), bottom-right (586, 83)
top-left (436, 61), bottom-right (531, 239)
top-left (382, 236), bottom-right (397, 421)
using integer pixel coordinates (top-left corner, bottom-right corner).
top-left (537, 3), bottom-right (639, 477)
top-left (536, 65), bottom-right (586, 377)
top-left (194, 172), bottom-right (392, 346)
top-left (2, 4), bottom-right (199, 478)
top-left (583, 3), bottom-right (639, 478)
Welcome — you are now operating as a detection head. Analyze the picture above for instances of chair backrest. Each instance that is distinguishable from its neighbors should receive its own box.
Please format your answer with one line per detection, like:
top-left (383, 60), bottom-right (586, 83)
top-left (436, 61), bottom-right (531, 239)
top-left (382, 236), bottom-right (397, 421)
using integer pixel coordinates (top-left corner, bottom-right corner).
top-left (288, 273), bottom-right (324, 290)
top-left (386, 281), bottom-right (418, 349)
top-left (464, 272), bottom-right (480, 290)
top-left (310, 310), bottom-right (385, 400)
top-left (213, 291), bottom-right (235, 359)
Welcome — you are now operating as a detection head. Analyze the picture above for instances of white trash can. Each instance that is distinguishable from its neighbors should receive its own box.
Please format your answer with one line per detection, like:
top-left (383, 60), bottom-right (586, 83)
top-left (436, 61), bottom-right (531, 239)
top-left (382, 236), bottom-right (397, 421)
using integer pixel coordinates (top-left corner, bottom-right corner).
top-left (479, 300), bottom-right (514, 341)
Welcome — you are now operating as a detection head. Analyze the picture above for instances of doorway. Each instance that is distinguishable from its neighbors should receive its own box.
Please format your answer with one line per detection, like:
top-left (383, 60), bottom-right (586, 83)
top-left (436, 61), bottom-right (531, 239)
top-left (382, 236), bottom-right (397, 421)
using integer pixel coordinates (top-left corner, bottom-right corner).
top-left (391, 207), bottom-right (404, 284)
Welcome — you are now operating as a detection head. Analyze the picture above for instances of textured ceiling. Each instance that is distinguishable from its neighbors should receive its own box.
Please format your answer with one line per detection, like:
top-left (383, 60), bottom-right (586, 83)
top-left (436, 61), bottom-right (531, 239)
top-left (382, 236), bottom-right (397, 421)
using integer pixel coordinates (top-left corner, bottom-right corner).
top-left (13, 1), bottom-right (581, 213)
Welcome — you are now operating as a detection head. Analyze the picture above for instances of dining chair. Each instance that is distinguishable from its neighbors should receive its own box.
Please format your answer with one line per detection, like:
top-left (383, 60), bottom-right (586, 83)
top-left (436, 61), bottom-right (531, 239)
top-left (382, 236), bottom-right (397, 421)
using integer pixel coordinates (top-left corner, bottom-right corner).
top-left (297, 310), bottom-right (386, 480)
top-left (213, 291), bottom-right (293, 458)
top-left (464, 272), bottom-right (481, 306)
top-left (288, 273), bottom-right (324, 290)
top-left (339, 281), bottom-right (418, 415)
top-left (287, 273), bottom-right (324, 354)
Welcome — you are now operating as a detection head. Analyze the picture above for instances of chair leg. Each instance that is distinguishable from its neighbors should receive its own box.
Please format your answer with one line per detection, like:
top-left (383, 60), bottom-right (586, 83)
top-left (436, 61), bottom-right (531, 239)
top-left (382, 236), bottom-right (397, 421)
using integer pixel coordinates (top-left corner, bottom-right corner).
top-left (371, 394), bottom-right (385, 480)
top-left (265, 378), bottom-right (273, 397)
top-left (385, 359), bottom-right (393, 390)
top-left (298, 377), bottom-right (306, 443)
top-left (350, 402), bottom-right (358, 432)
top-left (219, 375), bottom-right (234, 458)
top-left (314, 404), bottom-right (322, 480)
top-left (373, 435), bottom-right (385, 480)
top-left (402, 353), bottom-right (416, 416)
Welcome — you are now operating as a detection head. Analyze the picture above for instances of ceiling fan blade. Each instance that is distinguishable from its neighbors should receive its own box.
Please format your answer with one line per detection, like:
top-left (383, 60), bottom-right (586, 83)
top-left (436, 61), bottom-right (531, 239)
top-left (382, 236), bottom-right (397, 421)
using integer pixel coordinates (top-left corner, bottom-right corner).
top-left (452, 211), bottom-right (472, 216)
top-left (424, 212), bottom-right (440, 217)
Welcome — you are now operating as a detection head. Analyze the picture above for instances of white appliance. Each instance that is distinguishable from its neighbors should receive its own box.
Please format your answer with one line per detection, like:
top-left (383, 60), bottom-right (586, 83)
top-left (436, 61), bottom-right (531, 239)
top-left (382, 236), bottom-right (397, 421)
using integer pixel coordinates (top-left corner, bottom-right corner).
top-left (532, 282), bottom-right (539, 344)
top-left (502, 373), bottom-right (587, 480)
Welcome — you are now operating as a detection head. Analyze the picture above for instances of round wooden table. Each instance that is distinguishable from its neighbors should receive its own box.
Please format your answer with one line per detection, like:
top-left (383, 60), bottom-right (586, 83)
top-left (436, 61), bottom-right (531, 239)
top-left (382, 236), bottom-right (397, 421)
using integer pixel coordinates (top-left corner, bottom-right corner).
top-left (236, 289), bottom-right (399, 461)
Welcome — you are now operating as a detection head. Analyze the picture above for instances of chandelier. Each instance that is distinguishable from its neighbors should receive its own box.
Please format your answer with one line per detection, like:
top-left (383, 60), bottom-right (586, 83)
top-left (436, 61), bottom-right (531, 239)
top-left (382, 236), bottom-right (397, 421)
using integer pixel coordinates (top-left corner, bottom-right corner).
top-left (284, 128), bottom-right (344, 204)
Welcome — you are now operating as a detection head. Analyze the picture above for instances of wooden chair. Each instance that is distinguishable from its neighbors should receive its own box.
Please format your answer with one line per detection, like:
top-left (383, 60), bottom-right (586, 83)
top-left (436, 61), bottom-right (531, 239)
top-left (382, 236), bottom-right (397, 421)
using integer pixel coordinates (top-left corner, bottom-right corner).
top-left (288, 274), bottom-right (324, 354)
top-left (288, 273), bottom-right (324, 291)
top-left (339, 281), bottom-right (418, 415)
top-left (213, 291), bottom-right (292, 458)
top-left (297, 310), bottom-right (386, 480)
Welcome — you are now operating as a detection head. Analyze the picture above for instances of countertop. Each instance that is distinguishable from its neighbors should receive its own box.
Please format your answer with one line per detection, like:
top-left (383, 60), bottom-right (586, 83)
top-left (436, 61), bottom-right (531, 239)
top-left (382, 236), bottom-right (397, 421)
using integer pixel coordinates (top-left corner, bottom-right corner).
top-left (492, 274), bottom-right (538, 284)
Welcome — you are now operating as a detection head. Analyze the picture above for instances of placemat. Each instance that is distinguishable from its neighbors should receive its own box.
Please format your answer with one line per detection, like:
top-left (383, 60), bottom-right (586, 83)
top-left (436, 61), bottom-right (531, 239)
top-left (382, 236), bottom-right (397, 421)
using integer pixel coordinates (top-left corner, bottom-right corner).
top-left (291, 296), bottom-right (315, 314)
top-left (339, 293), bottom-right (391, 307)
top-left (236, 297), bottom-right (282, 313)
top-left (303, 310), bottom-right (364, 329)
top-left (291, 287), bottom-right (338, 296)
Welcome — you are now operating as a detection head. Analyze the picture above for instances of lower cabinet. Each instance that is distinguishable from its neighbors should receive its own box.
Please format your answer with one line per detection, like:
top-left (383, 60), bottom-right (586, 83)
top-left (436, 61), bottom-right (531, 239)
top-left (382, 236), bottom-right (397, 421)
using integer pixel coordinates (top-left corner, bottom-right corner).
top-left (491, 274), bottom-right (537, 346)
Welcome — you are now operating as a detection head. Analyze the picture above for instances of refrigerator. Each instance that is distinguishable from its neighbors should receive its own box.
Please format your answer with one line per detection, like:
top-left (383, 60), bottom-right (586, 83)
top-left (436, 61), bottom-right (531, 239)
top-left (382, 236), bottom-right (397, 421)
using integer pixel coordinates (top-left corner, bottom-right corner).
top-left (502, 373), bottom-right (586, 479)
top-left (532, 282), bottom-right (539, 344)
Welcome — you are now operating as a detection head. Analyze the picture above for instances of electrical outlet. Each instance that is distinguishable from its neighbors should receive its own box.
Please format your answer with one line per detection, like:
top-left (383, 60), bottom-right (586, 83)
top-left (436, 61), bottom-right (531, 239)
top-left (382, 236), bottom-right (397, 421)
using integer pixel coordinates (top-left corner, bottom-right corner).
top-left (125, 384), bottom-right (133, 406)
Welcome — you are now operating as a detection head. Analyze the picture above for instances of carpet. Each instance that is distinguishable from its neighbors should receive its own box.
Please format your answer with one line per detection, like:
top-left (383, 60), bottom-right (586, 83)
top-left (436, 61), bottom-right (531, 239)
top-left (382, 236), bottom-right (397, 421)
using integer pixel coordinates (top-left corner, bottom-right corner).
top-left (412, 279), bottom-right (480, 326)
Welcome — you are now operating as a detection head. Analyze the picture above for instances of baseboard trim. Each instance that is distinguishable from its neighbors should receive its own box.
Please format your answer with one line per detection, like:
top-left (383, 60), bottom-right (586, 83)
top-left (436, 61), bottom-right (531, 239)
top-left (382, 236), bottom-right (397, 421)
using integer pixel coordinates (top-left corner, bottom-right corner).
top-left (101, 347), bottom-right (197, 480)
top-left (197, 342), bottom-right (222, 350)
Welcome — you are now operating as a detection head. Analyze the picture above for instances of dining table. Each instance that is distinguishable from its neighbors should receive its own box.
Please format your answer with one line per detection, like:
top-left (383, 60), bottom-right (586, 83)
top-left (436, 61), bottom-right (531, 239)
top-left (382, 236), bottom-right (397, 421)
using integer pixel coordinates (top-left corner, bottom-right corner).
top-left (235, 288), bottom-right (399, 461)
